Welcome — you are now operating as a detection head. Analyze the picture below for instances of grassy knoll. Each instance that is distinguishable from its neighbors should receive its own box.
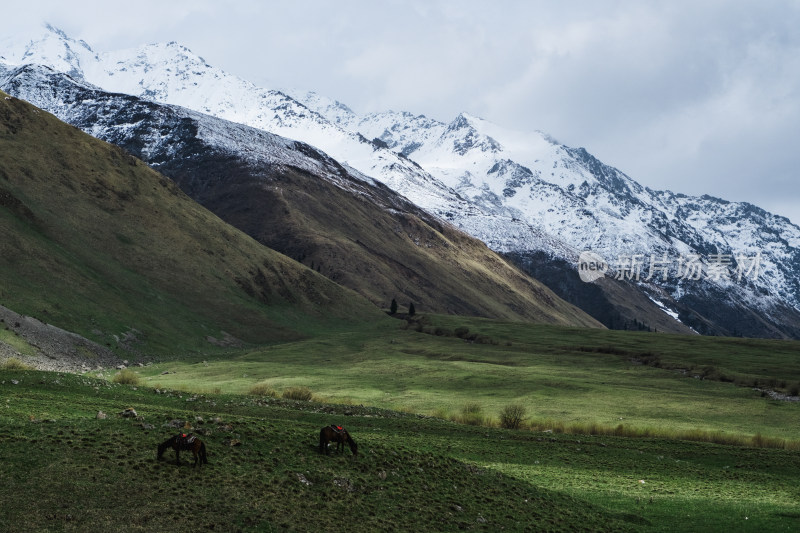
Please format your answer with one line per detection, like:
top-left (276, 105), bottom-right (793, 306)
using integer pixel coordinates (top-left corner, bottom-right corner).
top-left (0, 91), bottom-right (382, 355)
top-left (2, 369), bottom-right (799, 532)
top-left (132, 315), bottom-right (800, 444)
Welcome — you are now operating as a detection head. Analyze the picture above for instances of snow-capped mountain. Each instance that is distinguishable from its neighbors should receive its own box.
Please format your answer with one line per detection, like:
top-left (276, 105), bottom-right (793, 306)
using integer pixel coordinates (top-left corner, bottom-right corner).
top-left (0, 63), bottom-right (603, 326)
top-left (0, 25), bottom-right (575, 257)
top-left (3, 24), bottom-right (800, 337)
top-left (296, 94), bottom-right (800, 337)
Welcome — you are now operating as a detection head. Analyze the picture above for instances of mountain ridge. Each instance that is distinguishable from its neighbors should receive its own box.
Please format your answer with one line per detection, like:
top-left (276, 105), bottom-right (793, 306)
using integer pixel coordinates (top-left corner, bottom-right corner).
top-left (0, 64), bottom-right (600, 327)
top-left (3, 24), bottom-right (799, 338)
top-left (0, 87), bottom-right (386, 355)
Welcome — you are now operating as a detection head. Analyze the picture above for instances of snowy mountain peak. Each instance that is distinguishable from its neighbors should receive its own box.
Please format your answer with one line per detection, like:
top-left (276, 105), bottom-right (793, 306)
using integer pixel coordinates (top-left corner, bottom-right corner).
top-left (0, 23), bottom-right (97, 81)
top-left (4, 26), bottom-right (800, 338)
top-left (289, 90), bottom-right (358, 128)
top-left (442, 113), bottom-right (502, 155)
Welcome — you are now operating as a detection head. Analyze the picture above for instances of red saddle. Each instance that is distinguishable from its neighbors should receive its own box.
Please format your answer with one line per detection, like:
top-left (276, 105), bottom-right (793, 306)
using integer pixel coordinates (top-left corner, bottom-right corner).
top-left (178, 433), bottom-right (197, 445)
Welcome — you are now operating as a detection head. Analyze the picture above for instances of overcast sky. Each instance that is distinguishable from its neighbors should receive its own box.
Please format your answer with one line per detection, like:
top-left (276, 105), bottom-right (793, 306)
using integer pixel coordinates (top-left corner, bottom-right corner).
top-left (4, 1), bottom-right (800, 225)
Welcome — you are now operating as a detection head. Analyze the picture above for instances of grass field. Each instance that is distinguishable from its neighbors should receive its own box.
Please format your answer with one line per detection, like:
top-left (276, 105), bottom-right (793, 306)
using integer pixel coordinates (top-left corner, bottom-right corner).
top-left (128, 315), bottom-right (800, 445)
top-left (4, 315), bottom-right (800, 531)
top-left (1, 368), bottom-right (799, 532)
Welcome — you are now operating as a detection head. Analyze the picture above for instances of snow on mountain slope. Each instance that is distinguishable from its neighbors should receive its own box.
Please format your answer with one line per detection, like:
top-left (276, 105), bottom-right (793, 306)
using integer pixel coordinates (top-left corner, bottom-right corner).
top-left (0, 26), bottom-right (575, 260)
top-left (1, 28), bottom-right (466, 214)
top-left (0, 63), bottom-right (605, 326)
top-left (0, 24), bottom-right (98, 81)
top-left (4, 24), bottom-right (800, 336)
top-left (292, 79), bottom-right (800, 334)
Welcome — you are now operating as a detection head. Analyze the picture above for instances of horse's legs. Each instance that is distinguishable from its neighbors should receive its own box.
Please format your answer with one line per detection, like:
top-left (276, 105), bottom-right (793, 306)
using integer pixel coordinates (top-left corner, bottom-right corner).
top-left (175, 449), bottom-right (181, 466)
top-left (320, 431), bottom-right (330, 455)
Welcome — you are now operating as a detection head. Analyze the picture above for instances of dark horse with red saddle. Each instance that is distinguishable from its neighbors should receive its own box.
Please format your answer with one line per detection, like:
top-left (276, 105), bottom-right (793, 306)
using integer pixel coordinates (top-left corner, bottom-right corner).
top-left (157, 433), bottom-right (208, 466)
top-left (318, 425), bottom-right (358, 456)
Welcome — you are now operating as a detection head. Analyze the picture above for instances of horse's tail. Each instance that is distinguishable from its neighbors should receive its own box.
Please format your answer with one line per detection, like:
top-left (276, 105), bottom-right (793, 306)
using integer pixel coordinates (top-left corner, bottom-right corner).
top-left (200, 441), bottom-right (208, 464)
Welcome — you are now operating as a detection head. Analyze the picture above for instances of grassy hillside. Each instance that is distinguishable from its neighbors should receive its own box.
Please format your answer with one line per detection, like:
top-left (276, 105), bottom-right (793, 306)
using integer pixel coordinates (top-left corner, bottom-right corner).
top-left (2, 369), bottom-right (799, 532)
top-left (3, 67), bottom-right (599, 328)
top-left (182, 158), bottom-right (599, 327)
top-left (0, 91), bottom-right (382, 355)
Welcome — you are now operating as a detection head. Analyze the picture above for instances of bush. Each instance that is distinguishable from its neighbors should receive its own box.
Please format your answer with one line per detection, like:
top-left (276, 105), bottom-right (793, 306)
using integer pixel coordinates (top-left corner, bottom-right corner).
top-left (458, 402), bottom-right (485, 426)
top-left (461, 402), bottom-right (482, 414)
top-left (282, 386), bottom-right (313, 401)
top-left (112, 369), bottom-right (140, 386)
top-left (1, 358), bottom-right (32, 370)
top-left (499, 403), bottom-right (527, 430)
top-left (249, 383), bottom-right (278, 397)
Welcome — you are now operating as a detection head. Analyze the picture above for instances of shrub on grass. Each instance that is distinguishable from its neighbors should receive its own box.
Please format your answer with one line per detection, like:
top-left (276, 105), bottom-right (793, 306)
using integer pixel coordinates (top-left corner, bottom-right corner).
top-left (499, 403), bottom-right (527, 429)
top-left (431, 407), bottom-right (451, 420)
top-left (457, 402), bottom-right (486, 426)
top-left (1, 358), bottom-right (32, 370)
top-left (454, 327), bottom-right (470, 338)
top-left (249, 383), bottom-right (278, 397)
top-left (282, 386), bottom-right (313, 401)
top-left (112, 369), bottom-right (139, 386)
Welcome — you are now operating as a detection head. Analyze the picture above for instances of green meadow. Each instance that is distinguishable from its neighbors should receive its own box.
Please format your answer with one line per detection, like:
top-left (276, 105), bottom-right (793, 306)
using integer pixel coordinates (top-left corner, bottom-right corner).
top-left (3, 315), bottom-right (800, 531)
top-left (2, 363), bottom-right (799, 532)
top-left (133, 315), bottom-right (800, 444)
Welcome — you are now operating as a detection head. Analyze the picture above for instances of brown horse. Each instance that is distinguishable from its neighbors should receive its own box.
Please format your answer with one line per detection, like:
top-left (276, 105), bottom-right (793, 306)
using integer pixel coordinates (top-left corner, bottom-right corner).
top-left (157, 433), bottom-right (208, 466)
top-left (318, 425), bottom-right (358, 456)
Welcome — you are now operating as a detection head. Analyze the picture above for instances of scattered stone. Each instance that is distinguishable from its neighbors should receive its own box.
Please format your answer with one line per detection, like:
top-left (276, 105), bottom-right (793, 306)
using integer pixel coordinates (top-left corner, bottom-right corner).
top-left (333, 478), bottom-right (355, 492)
top-left (120, 407), bottom-right (138, 418)
top-left (227, 439), bottom-right (242, 447)
top-left (451, 504), bottom-right (463, 513)
top-left (164, 419), bottom-right (185, 428)
top-left (116, 364), bottom-right (126, 370)
top-left (96, 411), bottom-right (107, 420)
top-left (296, 473), bottom-right (312, 486)
top-left (11, 380), bottom-right (19, 385)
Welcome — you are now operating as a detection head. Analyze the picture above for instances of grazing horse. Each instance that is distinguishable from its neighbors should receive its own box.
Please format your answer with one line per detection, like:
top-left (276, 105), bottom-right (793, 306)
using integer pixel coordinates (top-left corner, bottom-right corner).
top-left (319, 425), bottom-right (358, 456)
top-left (157, 433), bottom-right (208, 466)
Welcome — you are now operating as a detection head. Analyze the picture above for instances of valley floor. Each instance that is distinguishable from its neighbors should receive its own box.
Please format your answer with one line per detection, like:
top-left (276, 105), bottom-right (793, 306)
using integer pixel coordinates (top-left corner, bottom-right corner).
top-left (1, 370), bottom-right (799, 532)
top-left (3, 317), bottom-right (800, 531)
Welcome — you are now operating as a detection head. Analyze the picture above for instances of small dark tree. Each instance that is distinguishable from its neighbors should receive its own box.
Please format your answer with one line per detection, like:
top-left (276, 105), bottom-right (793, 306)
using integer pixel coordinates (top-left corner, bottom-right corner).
top-left (408, 302), bottom-right (416, 317)
top-left (499, 404), bottom-right (527, 430)
top-left (390, 298), bottom-right (398, 315)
